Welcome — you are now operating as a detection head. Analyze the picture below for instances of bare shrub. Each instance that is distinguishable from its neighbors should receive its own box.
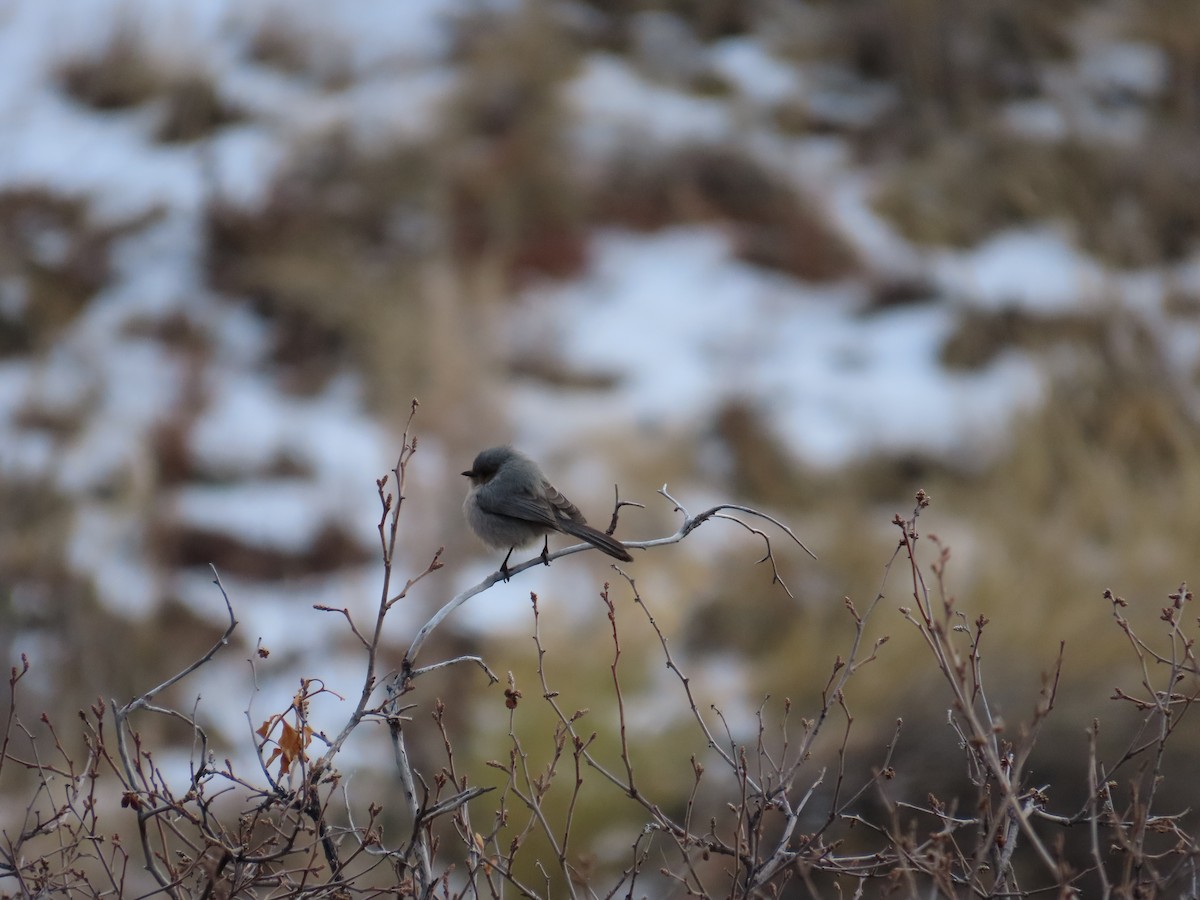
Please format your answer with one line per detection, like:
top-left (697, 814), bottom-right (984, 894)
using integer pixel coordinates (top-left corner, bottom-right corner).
top-left (3, 405), bottom-right (1198, 897)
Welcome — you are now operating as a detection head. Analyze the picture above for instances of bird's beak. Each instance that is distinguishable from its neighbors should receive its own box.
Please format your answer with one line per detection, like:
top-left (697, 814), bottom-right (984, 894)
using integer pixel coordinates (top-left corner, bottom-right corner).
top-left (461, 470), bottom-right (473, 478)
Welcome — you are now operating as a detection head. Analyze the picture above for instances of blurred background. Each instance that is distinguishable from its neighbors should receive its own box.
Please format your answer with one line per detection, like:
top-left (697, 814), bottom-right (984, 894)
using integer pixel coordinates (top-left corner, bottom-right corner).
top-left (3, 0), bottom-right (1200, 892)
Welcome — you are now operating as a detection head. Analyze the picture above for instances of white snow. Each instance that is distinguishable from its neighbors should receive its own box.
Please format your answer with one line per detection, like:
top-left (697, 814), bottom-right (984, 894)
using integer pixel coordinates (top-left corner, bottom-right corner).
top-left (0, 0), bottom-right (1195, 758)
top-left (932, 227), bottom-right (1106, 312)
top-left (567, 55), bottom-right (732, 156)
top-left (708, 37), bottom-right (803, 107)
top-left (188, 371), bottom-right (392, 545)
top-left (514, 227), bottom-right (1044, 468)
top-left (1080, 40), bottom-right (1168, 100)
top-left (173, 480), bottom-right (341, 551)
top-left (1002, 99), bottom-right (1070, 141)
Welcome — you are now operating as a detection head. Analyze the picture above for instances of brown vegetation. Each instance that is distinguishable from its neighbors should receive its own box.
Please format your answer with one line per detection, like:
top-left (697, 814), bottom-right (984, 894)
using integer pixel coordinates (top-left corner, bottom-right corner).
top-left (59, 29), bottom-right (243, 143)
top-left (4, 417), bottom-right (1199, 897)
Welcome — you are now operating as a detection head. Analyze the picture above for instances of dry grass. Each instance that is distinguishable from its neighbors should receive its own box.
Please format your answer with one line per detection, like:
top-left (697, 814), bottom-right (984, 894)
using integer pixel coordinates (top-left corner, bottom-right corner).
top-left (205, 6), bottom-right (593, 431)
top-left (58, 29), bottom-right (164, 111)
top-left (656, 299), bottom-right (1200, 720)
top-left (653, 0), bottom-right (758, 41)
top-left (58, 28), bottom-right (243, 143)
top-left (246, 17), bottom-right (354, 89)
top-left (569, 0), bottom-right (758, 51)
top-left (441, 4), bottom-right (588, 280)
top-left (0, 473), bottom-right (218, 752)
top-left (205, 132), bottom-right (436, 404)
top-left (939, 305), bottom-right (1109, 370)
top-left (151, 520), bottom-right (370, 580)
top-left (591, 143), bottom-right (859, 281)
top-left (781, 0), bottom-right (1079, 137)
top-left (635, 323), bottom-right (1200, 887)
top-left (711, 399), bottom-right (822, 508)
top-left (10, 5), bottom-right (1200, 894)
top-left (153, 74), bottom-right (245, 144)
top-left (814, 3), bottom-right (1200, 268)
top-left (1131, 2), bottom-right (1200, 127)
top-left (0, 190), bottom-right (124, 356)
top-left (874, 129), bottom-right (1200, 266)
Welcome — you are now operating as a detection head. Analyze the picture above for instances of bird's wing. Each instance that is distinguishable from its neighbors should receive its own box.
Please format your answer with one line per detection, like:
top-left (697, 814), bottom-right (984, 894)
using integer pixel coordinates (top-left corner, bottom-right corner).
top-left (475, 481), bottom-right (560, 527)
top-left (541, 480), bottom-right (587, 525)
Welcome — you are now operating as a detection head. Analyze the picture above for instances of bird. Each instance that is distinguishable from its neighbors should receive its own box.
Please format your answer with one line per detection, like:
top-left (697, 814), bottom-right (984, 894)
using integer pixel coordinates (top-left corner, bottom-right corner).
top-left (462, 446), bottom-right (634, 578)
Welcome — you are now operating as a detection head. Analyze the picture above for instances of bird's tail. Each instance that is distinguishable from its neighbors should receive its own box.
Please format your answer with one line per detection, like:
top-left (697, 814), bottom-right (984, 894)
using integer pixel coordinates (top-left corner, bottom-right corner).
top-left (558, 520), bottom-right (634, 562)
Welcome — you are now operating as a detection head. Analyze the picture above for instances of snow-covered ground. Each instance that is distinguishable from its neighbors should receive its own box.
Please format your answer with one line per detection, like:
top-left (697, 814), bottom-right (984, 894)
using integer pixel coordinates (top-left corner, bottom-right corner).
top-left (0, 0), bottom-right (1195, 761)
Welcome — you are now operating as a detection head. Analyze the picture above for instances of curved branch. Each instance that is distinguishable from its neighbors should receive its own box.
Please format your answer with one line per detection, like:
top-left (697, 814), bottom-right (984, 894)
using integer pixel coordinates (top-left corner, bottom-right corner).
top-left (402, 486), bottom-right (817, 671)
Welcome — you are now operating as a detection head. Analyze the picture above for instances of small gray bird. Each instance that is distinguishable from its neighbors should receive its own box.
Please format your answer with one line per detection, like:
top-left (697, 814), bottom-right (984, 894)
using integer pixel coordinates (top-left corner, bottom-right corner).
top-left (462, 446), bottom-right (633, 578)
